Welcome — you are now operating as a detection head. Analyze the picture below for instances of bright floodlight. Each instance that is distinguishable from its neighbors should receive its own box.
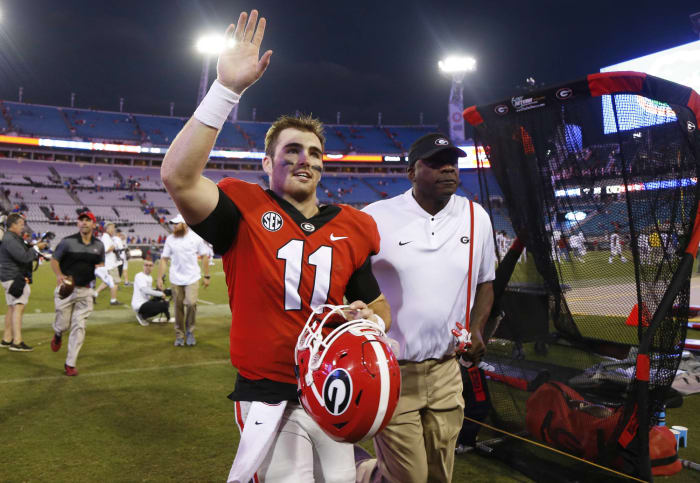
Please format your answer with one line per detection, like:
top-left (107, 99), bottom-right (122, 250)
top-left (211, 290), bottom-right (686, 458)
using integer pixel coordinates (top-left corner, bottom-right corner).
top-left (438, 56), bottom-right (477, 74)
top-left (196, 34), bottom-right (233, 55)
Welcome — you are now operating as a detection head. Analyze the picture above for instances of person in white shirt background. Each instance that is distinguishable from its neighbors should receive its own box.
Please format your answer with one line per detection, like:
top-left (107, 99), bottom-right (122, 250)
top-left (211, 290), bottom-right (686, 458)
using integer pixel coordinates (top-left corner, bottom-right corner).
top-left (609, 229), bottom-right (627, 264)
top-left (157, 214), bottom-right (210, 347)
top-left (358, 133), bottom-right (496, 483)
top-left (569, 231), bottom-right (587, 262)
top-left (131, 257), bottom-right (170, 326)
top-left (116, 230), bottom-right (130, 285)
top-left (95, 222), bottom-right (122, 305)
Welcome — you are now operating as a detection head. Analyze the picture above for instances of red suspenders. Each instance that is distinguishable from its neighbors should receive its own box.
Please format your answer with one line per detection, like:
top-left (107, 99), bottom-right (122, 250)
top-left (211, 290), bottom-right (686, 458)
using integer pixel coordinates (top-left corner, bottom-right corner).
top-left (464, 200), bottom-right (475, 331)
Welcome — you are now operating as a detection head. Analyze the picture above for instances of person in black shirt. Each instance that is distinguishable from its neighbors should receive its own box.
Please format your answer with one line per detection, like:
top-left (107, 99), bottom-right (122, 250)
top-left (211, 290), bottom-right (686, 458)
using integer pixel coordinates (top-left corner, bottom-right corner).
top-left (49, 211), bottom-right (105, 376)
top-left (0, 214), bottom-right (47, 351)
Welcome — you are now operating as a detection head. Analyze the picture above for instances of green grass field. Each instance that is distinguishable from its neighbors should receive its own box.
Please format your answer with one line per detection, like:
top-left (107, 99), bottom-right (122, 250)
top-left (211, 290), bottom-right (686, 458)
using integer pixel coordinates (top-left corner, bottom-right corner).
top-left (1, 261), bottom-right (699, 481)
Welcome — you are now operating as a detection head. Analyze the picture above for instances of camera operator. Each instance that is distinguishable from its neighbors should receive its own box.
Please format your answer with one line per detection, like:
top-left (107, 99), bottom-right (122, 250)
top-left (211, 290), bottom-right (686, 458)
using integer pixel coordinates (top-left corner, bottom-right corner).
top-left (0, 214), bottom-right (47, 351)
top-left (131, 257), bottom-right (171, 326)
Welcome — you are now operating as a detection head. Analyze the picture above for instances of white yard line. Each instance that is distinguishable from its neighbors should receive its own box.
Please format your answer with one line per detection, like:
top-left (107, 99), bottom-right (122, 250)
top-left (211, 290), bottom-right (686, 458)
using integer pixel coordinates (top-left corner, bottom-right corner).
top-left (197, 299), bottom-right (215, 305)
top-left (0, 359), bottom-right (230, 384)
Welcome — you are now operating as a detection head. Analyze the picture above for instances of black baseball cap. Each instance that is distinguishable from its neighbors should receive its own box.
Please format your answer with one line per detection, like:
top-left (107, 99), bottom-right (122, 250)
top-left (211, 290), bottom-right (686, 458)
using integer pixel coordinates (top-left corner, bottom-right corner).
top-left (408, 133), bottom-right (466, 167)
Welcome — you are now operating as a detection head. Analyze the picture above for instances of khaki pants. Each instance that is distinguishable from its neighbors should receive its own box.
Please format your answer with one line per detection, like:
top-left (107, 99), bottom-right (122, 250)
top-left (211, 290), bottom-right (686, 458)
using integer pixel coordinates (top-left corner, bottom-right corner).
top-left (172, 282), bottom-right (198, 339)
top-left (53, 286), bottom-right (94, 367)
top-left (358, 357), bottom-right (464, 483)
top-left (108, 267), bottom-right (121, 284)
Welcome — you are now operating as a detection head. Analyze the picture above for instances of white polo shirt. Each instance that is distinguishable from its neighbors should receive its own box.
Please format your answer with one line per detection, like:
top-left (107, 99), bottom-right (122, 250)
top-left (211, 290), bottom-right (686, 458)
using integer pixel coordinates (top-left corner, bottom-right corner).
top-left (101, 233), bottom-right (120, 270)
top-left (162, 229), bottom-right (209, 286)
top-left (363, 189), bottom-right (496, 362)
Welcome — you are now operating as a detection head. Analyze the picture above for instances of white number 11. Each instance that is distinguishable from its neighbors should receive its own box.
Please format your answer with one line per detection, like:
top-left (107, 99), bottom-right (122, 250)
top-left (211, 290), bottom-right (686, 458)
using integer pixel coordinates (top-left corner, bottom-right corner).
top-left (277, 240), bottom-right (332, 310)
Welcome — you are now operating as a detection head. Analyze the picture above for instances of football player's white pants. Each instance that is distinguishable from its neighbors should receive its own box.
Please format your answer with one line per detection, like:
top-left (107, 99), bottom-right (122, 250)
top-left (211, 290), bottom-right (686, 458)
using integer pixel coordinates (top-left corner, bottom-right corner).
top-left (233, 401), bottom-right (355, 483)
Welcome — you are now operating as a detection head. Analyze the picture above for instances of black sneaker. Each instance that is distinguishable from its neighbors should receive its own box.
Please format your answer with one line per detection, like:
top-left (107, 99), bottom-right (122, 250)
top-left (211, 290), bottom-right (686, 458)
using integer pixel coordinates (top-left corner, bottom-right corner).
top-left (0, 339), bottom-right (12, 349)
top-left (110, 300), bottom-right (123, 306)
top-left (9, 341), bottom-right (34, 352)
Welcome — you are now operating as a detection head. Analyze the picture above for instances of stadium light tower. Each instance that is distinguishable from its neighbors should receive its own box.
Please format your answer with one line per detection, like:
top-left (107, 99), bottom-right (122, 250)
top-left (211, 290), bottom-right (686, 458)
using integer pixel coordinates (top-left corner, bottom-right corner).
top-left (196, 33), bottom-right (239, 120)
top-left (439, 55), bottom-right (476, 143)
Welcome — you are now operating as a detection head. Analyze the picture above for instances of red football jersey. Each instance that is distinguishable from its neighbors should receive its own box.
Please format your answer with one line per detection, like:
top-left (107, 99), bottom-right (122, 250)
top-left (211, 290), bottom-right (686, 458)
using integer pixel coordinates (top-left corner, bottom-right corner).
top-left (218, 178), bottom-right (380, 385)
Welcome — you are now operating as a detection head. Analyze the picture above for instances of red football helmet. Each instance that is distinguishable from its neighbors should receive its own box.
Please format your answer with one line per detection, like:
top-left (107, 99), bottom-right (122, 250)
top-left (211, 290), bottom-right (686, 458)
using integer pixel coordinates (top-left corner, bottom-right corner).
top-left (295, 304), bottom-right (401, 443)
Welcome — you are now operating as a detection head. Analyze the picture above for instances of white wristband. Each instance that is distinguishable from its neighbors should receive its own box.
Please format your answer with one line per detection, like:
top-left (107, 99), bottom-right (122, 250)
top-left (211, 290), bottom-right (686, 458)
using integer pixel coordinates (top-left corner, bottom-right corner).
top-left (193, 80), bottom-right (241, 130)
top-left (371, 314), bottom-right (386, 332)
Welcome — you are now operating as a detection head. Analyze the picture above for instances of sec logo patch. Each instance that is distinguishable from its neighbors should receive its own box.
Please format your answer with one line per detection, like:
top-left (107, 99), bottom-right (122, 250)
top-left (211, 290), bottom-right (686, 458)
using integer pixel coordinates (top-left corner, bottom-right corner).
top-left (261, 211), bottom-right (283, 232)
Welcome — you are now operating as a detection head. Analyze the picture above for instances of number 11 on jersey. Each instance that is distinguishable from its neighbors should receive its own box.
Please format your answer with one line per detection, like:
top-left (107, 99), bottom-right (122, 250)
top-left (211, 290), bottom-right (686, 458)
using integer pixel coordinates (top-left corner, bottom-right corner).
top-left (277, 240), bottom-right (332, 310)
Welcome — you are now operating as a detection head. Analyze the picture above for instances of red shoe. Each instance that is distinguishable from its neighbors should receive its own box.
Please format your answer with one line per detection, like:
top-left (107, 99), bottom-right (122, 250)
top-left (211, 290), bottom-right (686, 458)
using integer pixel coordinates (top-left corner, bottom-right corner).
top-left (64, 364), bottom-right (78, 376)
top-left (51, 333), bottom-right (62, 352)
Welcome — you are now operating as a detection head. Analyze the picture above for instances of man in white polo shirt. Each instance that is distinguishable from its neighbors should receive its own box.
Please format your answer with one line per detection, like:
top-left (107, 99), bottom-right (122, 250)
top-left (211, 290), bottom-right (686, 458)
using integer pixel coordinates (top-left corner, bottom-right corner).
top-left (358, 133), bottom-right (496, 483)
top-left (157, 214), bottom-right (210, 346)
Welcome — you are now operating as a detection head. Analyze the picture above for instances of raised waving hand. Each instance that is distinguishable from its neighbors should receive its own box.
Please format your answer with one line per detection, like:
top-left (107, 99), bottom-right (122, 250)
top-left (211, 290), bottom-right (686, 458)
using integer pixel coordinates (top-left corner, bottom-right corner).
top-left (217, 10), bottom-right (273, 95)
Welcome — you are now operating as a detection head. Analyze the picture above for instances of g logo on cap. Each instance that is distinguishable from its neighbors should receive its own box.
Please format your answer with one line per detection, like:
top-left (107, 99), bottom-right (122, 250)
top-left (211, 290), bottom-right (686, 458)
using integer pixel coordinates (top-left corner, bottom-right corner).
top-left (435, 138), bottom-right (449, 146)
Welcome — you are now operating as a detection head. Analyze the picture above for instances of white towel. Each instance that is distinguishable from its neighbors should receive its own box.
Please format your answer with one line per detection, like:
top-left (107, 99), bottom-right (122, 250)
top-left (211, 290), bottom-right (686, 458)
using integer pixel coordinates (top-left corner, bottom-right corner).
top-left (228, 401), bottom-right (288, 483)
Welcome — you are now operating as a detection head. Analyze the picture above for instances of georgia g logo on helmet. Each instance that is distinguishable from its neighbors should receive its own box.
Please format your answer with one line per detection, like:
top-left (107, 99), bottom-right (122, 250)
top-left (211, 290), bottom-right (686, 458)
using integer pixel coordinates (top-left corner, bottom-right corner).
top-left (323, 368), bottom-right (353, 415)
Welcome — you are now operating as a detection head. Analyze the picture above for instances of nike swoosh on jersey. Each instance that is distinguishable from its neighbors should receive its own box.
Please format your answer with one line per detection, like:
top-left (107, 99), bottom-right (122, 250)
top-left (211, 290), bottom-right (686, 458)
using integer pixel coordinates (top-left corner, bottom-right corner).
top-left (330, 234), bottom-right (348, 241)
top-left (254, 421), bottom-right (263, 425)
top-left (398, 241), bottom-right (413, 246)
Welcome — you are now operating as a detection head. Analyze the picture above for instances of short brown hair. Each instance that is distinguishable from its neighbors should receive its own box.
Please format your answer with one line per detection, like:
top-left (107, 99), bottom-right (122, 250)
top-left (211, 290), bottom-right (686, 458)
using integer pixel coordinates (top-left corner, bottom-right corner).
top-left (6, 213), bottom-right (24, 228)
top-left (264, 114), bottom-right (325, 157)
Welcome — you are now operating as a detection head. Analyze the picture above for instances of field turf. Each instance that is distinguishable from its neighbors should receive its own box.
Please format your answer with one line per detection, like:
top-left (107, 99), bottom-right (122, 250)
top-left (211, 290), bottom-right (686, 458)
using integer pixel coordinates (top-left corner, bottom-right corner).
top-left (1, 261), bottom-right (699, 481)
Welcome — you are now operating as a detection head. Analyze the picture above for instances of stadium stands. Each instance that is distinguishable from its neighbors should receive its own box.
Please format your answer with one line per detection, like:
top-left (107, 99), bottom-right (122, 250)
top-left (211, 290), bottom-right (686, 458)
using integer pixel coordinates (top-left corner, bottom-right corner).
top-left (363, 176), bottom-right (412, 198)
top-left (0, 155), bottom-right (514, 246)
top-left (118, 166), bottom-right (162, 189)
top-left (63, 108), bottom-right (141, 141)
top-left (334, 125), bottom-right (396, 153)
top-left (318, 176), bottom-right (378, 204)
top-left (0, 101), bottom-right (438, 154)
top-left (217, 123), bottom-right (251, 148)
top-left (132, 114), bottom-right (186, 145)
top-left (1, 101), bottom-right (72, 138)
top-left (0, 100), bottom-right (507, 245)
top-left (237, 122), bottom-right (270, 151)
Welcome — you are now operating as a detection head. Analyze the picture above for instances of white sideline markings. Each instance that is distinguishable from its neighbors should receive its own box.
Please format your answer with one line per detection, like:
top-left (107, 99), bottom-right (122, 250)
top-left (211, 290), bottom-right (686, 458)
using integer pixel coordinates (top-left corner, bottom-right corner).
top-left (197, 299), bottom-right (215, 305)
top-left (0, 359), bottom-right (230, 384)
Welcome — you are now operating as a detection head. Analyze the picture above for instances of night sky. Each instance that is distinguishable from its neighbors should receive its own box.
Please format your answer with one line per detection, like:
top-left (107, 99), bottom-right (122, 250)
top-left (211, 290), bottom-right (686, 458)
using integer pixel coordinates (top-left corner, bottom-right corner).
top-left (0, 0), bottom-right (697, 132)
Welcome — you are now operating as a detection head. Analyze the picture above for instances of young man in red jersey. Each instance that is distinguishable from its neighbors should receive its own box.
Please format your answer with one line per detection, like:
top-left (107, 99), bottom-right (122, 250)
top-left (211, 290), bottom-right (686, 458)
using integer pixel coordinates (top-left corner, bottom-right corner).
top-left (161, 10), bottom-right (390, 482)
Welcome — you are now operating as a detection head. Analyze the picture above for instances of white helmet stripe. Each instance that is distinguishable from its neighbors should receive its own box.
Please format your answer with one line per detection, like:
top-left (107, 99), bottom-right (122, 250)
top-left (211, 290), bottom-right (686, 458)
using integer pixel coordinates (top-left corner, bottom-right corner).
top-left (363, 334), bottom-right (390, 440)
top-left (311, 377), bottom-right (325, 407)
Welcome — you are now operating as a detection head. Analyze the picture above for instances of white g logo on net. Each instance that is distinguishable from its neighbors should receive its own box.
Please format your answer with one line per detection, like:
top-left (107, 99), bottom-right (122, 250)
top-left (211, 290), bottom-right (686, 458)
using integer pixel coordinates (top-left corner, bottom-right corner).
top-left (261, 211), bottom-right (284, 232)
top-left (323, 369), bottom-right (353, 415)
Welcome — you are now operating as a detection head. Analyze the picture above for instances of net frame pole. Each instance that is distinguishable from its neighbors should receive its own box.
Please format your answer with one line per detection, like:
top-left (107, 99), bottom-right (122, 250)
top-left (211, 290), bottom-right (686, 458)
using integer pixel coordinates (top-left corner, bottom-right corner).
top-left (608, 93), bottom-right (652, 481)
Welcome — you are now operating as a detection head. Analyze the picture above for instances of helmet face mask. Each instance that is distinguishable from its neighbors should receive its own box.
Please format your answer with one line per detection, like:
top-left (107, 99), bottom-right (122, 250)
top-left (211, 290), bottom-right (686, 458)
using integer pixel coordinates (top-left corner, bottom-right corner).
top-left (295, 305), bottom-right (402, 443)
